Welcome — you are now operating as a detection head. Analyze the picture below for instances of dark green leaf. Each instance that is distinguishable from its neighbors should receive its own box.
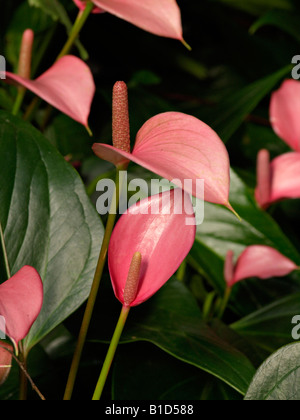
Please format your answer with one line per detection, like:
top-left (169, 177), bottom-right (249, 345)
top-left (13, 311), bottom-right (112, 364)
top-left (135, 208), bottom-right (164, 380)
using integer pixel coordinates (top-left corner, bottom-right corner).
top-left (0, 111), bottom-right (103, 352)
top-left (245, 343), bottom-right (300, 400)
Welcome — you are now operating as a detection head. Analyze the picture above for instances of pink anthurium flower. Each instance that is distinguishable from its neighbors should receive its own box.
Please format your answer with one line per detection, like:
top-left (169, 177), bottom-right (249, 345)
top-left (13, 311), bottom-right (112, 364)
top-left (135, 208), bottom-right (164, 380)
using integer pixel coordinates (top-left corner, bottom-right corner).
top-left (224, 246), bottom-right (298, 288)
top-left (3, 55), bottom-right (95, 129)
top-left (73, 0), bottom-right (185, 44)
top-left (0, 266), bottom-right (43, 354)
top-left (93, 104), bottom-right (233, 210)
top-left (108, 189), bottom-right (196, 307)
top-left (0, 342), bottom-right (13, 386)
top-left (255, 149), bottom-right (300, 209)
top-left (270, 79), bottom-right (300, 152)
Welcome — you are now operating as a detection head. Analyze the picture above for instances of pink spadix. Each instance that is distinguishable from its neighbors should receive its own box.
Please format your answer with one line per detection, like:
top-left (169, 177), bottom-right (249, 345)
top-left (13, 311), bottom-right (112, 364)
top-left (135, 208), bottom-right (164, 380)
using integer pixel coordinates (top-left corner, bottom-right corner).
top-left (224, 246), bottom-right (298, 288)
top-left (73, 0), bottom-right (185, 43)
top-left (108, 189), bottom-right (196, 307)
top-left (0, 266), bottom-right (43, 354)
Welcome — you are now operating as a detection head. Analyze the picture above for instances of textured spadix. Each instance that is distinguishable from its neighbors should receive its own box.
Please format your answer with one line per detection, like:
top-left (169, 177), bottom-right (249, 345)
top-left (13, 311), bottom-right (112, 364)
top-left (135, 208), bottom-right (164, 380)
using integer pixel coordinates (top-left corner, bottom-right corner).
top-left (108, 189), bottom-right (196, 306)
top-left (0, 266), bottom-right (43, 352)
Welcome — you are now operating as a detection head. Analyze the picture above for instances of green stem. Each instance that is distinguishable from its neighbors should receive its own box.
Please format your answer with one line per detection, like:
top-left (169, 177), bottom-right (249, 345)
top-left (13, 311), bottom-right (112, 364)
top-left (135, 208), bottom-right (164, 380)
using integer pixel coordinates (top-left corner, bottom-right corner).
top-left (92, 305), bottom-right (130, 400)
top-left (0, 222), bottom-right (11, 279)
top-left (56, 2), bottom-right (94, 61)
top-left (176, 258), bottom-right (187, 282)
top-left (12, 88), bottom-right (26, 117)
top-left (63, 166), bottom-right (127, 400)
top-left (18, 350), bottom-right (28, 401)
top-left (216, 286), bottom-right (232, 319)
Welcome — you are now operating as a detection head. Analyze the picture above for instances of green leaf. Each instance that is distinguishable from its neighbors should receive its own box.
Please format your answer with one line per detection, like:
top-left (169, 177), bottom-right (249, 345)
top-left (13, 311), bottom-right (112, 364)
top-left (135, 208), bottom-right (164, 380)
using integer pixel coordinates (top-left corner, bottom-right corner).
top-left (211, 0), bottom-right (294, 16)
top-left (0, 111), bottom-right (103, 352)
top-left (250, 10), bottom-right (300, 44)
top-left (103, 279), bottom-right (255, 395)
top-left (28, 0), bottom-right (89, 60)
top-left (232, 293), bottom-right (300, 352)
top-left (190, 169), bottom-right (300, 293)
top-left (245, 343), bottom-right (300, 400)
top-left (209, 66), bottom-right (292, 143)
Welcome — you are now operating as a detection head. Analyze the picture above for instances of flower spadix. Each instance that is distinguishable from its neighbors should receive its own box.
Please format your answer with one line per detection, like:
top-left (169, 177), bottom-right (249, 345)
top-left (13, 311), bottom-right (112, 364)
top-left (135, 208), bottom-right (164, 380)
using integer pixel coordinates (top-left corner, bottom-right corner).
top-left (93, 85), bottom-right (232, 210)
top-left (73, 0), bottom-right (185, 44)
top-left (224, 246), bottom-right (298, 288)
top-left (1, 30), bottom-right (95, 128)
top-left (0, 266), bottom-right (43, 354)
top-left (108, 189), bottom-right (196, 306)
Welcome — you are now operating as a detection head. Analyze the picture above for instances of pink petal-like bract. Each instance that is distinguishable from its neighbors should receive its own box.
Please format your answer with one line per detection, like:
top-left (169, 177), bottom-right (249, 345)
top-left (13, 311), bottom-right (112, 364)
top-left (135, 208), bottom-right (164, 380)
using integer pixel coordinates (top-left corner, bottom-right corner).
top-left (0, 342), bottom-right (13, 386)
top-left (230, 245), bottom-right (298, 287)
top-left (108, 189), bottom-right (196, 306)
top-left (93, 112), bottom-right (232, 208)
top-left (92, 0), bottom-right (183, 40)
top-left (5, 56), bottom-right (95, 128)
top-left (269, 152), bottom-right (300, 203)
top-left (270, 79), bottom-right (300, 151)
top-left (0, 266), bottom-right (43, 351)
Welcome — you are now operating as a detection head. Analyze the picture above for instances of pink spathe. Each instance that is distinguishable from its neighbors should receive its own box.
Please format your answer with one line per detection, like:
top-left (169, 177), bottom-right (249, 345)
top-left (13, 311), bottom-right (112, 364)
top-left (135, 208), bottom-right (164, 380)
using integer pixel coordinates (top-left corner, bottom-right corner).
top-left (5, 56), bottom-right (95, 128)
top-left (225, 245), bottom-right (298, 288)
top-left (73, 0), bottom-right (183, 41)
top-left (93, 112), bottom-right (232, 209)
top-left (0, 266), bottom-right (43, 352)
top-left (108, 189), bottom-right (196, 307)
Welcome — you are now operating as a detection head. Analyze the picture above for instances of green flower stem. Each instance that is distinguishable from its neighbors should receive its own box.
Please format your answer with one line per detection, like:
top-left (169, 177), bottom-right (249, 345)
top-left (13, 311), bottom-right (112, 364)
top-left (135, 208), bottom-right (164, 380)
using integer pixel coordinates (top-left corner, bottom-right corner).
top-left (12, 89), bottom-right (26, 117)
top-left (56, 2), bottom-right (94, 61)
top-left (64, 166), bottom-right (127, 400)
top-left (217, 286), bottom-right (232, 319)
top-left (0, 222), bottom-right (11, 279)
top-left (92, 305), bottom-right (131, 400)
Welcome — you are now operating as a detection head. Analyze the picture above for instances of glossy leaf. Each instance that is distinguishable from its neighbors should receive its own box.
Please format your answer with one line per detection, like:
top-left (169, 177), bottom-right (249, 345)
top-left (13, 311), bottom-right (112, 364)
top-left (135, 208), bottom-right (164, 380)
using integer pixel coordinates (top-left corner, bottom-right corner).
top-left (190, 169), bottom-right (300, 293)
top-left (4, 56), bottom-right (95, 128)
top-left (93, 112), bottom-right (232, 208)
top-left (270, 79), bottom-right (300, 151)
top-left (109, 190), bottom-right (196, 306)
top-left (245, 343), bottom-right (300, 400)
top-left (0, 266), bottom-right (43, 351)
top-left (0, 111), bottom-right (103, 352)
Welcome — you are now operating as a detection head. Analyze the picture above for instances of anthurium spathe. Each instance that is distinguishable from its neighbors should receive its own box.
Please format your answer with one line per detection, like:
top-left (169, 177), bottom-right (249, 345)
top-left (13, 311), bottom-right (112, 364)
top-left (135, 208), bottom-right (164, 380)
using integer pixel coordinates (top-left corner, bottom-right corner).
top-left (93, 111), bottom-right (233, 210)
top-left (108, 189), bottom-right (196, 306)
top-left (270, 79), bottom-right (300, 152)
top-left (224, 246), bottom-right (298, 288)
top-left (0, 266), bottom-right (43, 354)
top-left (0, 342), bottom-right (13, 386)
top-left (73, 0), bottom-right (185, 43)
top-left (255, 149), bottom-right (300, 208)
top-left (3, 55), bottom-right (95, 129)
